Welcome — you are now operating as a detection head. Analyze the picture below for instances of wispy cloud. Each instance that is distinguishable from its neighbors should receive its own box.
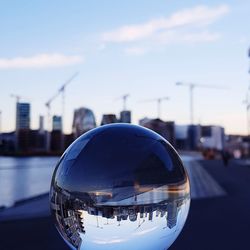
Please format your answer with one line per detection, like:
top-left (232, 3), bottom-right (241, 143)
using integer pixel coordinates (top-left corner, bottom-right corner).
top-left (101, 4), bottom-right (229, 47)
top-left (155, 30), bottom-right (221, 44)
top-left (0, 53), bottom-right (84, 69)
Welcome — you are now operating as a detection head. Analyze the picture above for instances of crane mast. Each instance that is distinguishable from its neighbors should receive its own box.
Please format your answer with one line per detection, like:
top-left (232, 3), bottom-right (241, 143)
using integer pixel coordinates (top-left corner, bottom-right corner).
top-left (45, 72), bottom-right (79, 132)
top-left (45, 72), bottom-right (79, 152)
top-left (140, 97), bottom-right (169, 119)
top-left (176, 82), bottom-right (227, 124)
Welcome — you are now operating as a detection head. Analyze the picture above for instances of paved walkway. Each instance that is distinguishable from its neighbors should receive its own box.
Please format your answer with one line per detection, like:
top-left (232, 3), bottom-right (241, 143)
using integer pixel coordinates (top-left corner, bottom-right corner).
top-left (0, 194), bottom-right (50, 221)
top-left (1, 159), bottom-right (250, 250)
top-left (184, 159), bottom-right (226, 199)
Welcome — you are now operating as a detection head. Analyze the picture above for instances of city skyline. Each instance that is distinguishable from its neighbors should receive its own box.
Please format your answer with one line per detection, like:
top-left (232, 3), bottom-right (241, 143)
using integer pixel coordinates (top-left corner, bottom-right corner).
top-left (0, 1), bottom-right (250, 135)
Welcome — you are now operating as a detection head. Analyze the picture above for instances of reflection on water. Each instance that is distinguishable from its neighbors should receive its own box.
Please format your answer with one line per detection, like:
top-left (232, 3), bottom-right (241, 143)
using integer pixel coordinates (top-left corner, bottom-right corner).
top-left (50, 124), bottom-right (190, 249)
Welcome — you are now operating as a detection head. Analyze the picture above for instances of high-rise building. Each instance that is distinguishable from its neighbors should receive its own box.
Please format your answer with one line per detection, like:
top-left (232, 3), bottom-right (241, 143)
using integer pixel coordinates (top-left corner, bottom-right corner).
top-left (175, 124), bottom-right (201, 151)
top-left (52, 115), bottom-right (62, 131)
top-left (175, 125), bottom-right (189, 150)
top-left (39, 115), bottom-right (44, 133)
top-left (201, 125), bottom-right (225, 150)
top-left (51, 115), bottom-right (63, 152)
top-left (166, 201), bottom-right (178, 229)
top-left (101, 114), bottom-right (118, 125)
top-left (72, 107), bottom-right (96, 138)
top-left (15, 102), bottom-right (30, 152)
top-left (16, 102), bottom-right (30, 130)
top-left (139, 118), bottom-right (176, 146)
top-left (119, 110), bottom-right (131, 123)
top-left (188, 125), bottom-right (201, 150)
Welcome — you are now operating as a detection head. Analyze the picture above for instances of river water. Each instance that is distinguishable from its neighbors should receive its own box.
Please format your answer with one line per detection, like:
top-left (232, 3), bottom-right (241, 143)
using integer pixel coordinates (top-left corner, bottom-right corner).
top-left (0, 156), bottom-right (59, 207)
top-left (0, 155), bottom-right (196, 208)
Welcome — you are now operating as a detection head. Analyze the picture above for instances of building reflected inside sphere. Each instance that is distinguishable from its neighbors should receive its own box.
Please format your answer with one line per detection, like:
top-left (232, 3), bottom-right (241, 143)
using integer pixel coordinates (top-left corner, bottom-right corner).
top-left (50, 124), bottom-right (190, 250)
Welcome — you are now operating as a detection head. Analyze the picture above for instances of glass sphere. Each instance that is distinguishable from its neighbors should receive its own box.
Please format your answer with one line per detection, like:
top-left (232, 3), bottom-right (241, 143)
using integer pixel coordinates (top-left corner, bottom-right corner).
top-left (50, 124), bottom-right (190, 250)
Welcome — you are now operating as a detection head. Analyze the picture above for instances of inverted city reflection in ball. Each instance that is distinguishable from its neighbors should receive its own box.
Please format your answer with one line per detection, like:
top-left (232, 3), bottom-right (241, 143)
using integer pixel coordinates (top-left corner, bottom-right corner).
top-left (50, 124), bottom-right (190, 250)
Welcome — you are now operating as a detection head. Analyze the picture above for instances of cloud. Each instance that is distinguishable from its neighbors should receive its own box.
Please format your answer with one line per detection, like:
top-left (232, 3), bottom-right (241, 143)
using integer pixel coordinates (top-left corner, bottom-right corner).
top-left (182, 31), bottom-right (221, 42)
top-left (156, 30), bottom-right (221, 44)
top-left (124, 47), bottom-right (148, 56)
top-left (102, 4), bottom-right (229, 43)
top-left (0, 53), bottom-right (84, 69)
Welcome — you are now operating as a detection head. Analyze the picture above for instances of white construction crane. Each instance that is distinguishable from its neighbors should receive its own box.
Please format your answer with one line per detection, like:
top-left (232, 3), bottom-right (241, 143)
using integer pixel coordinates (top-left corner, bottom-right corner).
top-left (176, 82), bottom-right (227, 124)
top-left (10, 94), bottom-right (22, 103)
top-left (140, 97), bottom-right (169, 119)
top-left (115, 94), bottom-right (130, 111)
top-left (246, 47), bottom-right (250, 135)
top-left (243, 86), bottom-right (250, 135)
top-left (45, 72), bottom-right (79, 132)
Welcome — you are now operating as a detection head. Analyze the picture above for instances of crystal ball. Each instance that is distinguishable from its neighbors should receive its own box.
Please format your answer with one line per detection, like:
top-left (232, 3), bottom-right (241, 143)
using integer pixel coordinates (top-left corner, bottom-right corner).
top-left (50, 124), bottom-right (190, 250)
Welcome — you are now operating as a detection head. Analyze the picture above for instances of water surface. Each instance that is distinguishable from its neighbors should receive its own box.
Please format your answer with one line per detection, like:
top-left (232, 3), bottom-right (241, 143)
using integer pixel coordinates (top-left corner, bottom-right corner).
top-left (0, 156), bottom-right (59, 207)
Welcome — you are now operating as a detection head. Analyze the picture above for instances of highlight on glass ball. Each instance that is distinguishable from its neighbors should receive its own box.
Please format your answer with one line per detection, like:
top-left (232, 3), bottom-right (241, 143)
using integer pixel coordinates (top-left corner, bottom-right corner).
top-left (50, 124), bottom-right (190, 250)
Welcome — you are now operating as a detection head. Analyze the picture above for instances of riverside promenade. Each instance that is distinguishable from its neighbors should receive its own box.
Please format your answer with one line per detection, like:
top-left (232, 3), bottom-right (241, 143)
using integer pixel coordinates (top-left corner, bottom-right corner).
top-left (0, 157), bottom-right (250, 250)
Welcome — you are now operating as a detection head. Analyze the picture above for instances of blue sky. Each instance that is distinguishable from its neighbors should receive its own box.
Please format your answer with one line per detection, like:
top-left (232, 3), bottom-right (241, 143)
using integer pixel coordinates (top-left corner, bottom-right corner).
top-left (0, 0), bottom-right (250, 135)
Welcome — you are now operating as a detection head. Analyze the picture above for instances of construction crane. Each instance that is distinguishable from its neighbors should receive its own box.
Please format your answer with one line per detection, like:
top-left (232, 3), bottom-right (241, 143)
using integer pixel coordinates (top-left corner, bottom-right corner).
top-left (45, 72), bottom-right (79, 132)
top-left (243, 86), bottom-right (250, 135)
top-left (246, 47), bottom-right (250, 135)
top-left (176, 82), bottom-right (227, 124)
top-left (115, 94), bottom-right (130, 111)
top-left (58, 72), bottom-right (79, 121)
top-left (10, 94), bottom-right (22, 104)
top-left (140, 97), bottom-right (169, 119)
top-left (243, 99), bottom-right (250, 136)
